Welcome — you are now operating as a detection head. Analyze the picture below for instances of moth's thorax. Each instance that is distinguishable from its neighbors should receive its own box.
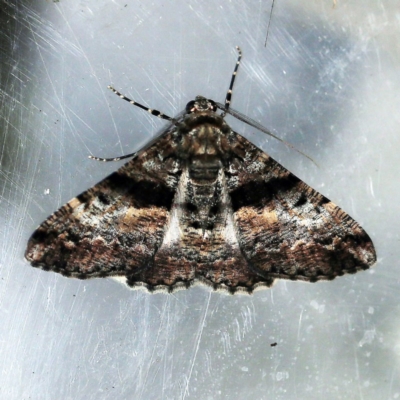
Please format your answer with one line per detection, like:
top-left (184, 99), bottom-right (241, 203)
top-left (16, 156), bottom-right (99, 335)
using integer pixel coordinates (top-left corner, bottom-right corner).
top-left (178, 111), bottom-right (232, 183)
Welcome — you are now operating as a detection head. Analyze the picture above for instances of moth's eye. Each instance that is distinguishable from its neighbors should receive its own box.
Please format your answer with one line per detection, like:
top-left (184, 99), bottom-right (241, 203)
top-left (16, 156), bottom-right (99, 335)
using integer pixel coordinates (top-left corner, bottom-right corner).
top-left (186, 100), bottom-right (196, 113)
top-left (207, 99), bottom-right (217, 112)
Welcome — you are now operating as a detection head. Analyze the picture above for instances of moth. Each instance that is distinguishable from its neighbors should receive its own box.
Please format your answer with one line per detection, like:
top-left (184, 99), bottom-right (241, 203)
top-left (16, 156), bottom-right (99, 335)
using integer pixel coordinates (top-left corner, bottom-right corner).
top-left (25, 47), bottom-right (376, 294)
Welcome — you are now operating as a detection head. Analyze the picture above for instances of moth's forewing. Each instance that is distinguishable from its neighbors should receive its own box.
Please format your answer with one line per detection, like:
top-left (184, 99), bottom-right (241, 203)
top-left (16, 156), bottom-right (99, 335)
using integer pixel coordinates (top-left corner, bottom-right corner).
top-left (228, 133), bottom-right (376, 282)
top-left (25, 132), bottom-right (179, 280)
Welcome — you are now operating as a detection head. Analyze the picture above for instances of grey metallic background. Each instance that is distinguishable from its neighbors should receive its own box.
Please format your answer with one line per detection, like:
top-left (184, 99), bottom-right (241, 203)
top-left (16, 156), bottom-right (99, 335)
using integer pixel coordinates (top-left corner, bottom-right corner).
top-left (0, 0), bottom-right (398, 399)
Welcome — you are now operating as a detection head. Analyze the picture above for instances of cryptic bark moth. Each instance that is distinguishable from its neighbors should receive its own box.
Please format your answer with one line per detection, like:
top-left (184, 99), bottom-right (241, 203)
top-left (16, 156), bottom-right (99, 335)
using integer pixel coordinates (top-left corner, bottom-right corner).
top-left (25, 48), bottom-right (376, 294)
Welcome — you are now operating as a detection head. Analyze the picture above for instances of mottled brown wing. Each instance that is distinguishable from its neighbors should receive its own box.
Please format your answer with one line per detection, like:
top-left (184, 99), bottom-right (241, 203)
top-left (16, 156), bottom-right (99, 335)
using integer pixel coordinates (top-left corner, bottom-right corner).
top-left (228, 133), bottom-right (376, 284)
top-left (25, 132), bottom-right (180, 281)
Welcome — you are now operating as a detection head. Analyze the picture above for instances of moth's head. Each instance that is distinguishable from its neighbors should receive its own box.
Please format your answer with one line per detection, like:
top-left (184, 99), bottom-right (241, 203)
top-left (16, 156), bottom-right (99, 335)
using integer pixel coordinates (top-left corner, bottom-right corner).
top-left (186, 96), bottom-right (217, 114)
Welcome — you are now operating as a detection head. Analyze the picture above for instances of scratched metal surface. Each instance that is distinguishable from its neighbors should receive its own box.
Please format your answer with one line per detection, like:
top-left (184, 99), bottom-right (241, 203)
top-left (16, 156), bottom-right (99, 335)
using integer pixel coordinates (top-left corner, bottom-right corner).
top-left (0, 0), bottom-right (398, 399)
